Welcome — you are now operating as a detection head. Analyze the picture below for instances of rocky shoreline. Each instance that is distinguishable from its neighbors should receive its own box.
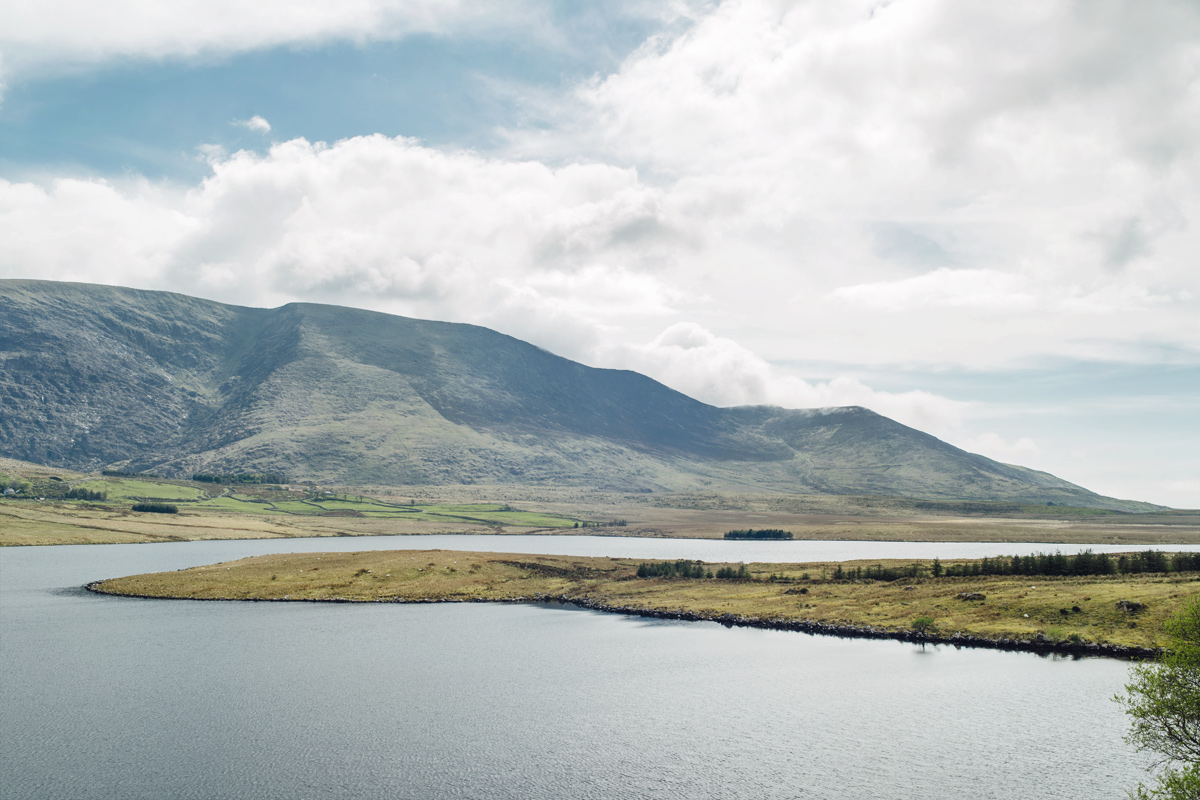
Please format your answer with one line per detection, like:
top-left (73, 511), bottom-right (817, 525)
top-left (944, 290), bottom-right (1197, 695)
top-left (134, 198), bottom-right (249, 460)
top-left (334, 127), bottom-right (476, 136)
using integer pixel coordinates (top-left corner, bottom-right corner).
top-left (86, 581), bottom-right (1162, 661)
top-left (560, 595), bottom-right (1162, 661)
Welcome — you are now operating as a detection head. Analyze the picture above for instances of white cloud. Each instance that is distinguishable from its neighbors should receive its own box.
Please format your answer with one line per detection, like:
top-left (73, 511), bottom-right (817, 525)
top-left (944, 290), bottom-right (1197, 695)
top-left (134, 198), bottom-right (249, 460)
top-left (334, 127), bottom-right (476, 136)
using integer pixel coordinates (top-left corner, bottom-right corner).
top-left (0, 1), bottom-right (527, 77)
top-left (605, 321), bottom-right (972, 437)
top-left (829, 267), bottom-right (1179, 314)
top-left (0, 135), bottom-right (682, 340)
top-left (522, 0), bottom-right (1200, 367)
top-left (832, 269), bottom-right (1038, 313)
top-left (233, 116), bottom-right (272, 134)
top-left (0, 176), bottom-right (193, 287)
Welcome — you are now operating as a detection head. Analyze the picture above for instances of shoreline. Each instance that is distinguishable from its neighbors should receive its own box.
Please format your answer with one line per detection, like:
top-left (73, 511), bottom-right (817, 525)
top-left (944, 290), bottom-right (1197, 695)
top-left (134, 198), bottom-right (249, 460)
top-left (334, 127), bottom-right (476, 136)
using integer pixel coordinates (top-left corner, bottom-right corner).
top-left (85, 580), bottom-right (1162, 661)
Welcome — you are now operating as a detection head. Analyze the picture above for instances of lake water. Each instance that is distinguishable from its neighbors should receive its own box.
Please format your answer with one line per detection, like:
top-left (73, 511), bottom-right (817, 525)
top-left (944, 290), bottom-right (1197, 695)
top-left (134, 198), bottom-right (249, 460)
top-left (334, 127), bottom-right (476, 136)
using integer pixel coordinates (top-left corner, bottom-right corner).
top-left (0, 537), bottom-right (1162, 799)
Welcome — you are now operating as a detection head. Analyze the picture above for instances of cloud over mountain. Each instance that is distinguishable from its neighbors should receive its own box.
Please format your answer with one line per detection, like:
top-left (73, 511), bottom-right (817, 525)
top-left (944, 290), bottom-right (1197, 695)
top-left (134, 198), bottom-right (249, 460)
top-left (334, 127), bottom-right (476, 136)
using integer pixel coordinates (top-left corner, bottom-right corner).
top-left (0, 1), bottom-right (1196, 505)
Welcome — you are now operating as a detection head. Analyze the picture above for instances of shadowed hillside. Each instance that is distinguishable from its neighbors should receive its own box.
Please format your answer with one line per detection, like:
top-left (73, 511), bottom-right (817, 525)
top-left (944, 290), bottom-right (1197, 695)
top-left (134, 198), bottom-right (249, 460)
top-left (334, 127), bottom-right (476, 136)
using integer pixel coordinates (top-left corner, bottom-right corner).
top-left (0, 279), bottom-right (1144, 508)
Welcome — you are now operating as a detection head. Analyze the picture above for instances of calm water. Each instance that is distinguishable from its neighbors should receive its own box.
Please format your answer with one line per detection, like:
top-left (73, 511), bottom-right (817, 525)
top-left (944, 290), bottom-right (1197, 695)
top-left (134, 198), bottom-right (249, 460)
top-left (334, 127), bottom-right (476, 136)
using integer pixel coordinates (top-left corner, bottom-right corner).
top-left (0, 538), bottom-right (1158, 799)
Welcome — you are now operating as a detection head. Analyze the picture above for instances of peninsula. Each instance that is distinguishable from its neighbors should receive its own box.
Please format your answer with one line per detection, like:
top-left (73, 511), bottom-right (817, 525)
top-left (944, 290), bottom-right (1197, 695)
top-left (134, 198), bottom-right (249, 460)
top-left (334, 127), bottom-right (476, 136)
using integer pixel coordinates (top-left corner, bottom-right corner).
top-left (90, 549), bottom-right (1200, 656)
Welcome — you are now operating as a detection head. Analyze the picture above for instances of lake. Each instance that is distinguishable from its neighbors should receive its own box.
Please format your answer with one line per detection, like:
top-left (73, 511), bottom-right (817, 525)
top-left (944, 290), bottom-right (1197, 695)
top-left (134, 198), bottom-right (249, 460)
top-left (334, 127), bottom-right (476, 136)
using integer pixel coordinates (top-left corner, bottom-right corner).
top-left (0, 536), bottom-right (1160, 799)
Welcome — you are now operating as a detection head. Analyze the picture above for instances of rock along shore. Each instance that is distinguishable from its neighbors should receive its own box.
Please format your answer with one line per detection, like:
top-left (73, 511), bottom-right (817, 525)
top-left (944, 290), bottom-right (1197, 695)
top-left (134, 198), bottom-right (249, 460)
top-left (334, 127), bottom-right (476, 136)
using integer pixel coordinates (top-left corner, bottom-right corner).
top-left (85, 582), bottom-right (1162, 661)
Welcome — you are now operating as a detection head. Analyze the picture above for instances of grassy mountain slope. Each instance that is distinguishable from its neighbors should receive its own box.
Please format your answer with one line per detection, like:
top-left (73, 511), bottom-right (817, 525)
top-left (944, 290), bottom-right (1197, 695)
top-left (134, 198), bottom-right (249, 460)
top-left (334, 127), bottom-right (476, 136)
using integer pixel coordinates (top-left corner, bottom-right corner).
top-left (0, 279), bottom-right (1142, 508)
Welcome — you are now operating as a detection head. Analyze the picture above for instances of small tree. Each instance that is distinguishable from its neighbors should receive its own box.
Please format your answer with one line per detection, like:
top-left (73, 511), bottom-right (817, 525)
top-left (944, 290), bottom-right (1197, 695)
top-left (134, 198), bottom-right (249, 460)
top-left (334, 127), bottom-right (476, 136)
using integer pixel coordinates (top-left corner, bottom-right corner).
top-left (912, 616), bottom-right (936, 634)
top-left (1116, 598), bottom-right (1200, 799)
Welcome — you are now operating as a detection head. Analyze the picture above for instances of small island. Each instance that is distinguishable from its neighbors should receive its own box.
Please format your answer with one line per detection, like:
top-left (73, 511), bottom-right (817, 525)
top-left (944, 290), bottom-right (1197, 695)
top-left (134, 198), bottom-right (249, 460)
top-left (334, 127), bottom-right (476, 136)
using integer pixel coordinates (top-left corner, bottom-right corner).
top-left (724, 529), bottom-right (793, 540)
top-left (89, 549), bottom-right (1200, 657)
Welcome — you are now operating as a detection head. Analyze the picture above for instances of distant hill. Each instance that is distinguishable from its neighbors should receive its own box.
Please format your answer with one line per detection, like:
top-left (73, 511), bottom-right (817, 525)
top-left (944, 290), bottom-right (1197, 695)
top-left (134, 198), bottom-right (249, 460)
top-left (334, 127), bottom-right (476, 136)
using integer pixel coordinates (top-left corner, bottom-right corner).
top-left (0, 279), bottom-right (1147, 509)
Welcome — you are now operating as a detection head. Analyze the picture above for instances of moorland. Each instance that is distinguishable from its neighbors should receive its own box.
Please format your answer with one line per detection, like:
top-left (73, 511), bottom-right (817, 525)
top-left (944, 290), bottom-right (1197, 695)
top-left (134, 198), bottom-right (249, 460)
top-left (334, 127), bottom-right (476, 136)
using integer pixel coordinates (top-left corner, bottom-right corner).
top-left (91, 547), bottom-right (1200, 652)
top-left (3, 457), bottom-right (1198, 547)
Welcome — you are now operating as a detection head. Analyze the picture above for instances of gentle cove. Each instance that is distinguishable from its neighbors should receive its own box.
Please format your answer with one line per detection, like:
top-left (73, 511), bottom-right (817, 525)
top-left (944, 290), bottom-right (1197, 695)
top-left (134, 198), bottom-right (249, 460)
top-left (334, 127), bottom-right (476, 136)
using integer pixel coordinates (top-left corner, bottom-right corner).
top-left (1, 537), bottom-right (1161, 799)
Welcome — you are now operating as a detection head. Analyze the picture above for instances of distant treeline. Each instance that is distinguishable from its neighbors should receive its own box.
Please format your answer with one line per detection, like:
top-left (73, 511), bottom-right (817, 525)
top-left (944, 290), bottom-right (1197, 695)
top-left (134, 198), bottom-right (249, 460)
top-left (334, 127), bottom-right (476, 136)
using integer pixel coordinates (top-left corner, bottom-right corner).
top-left (933, 549), bottom-right (1199, 578)
top-left (132, 502), bottom-right (178, 514)
top-left (574, 520), bottom-right (627, 528)
top-left (65, 488), bottom-right (107, 501)
top-left (192, 472), bottom-right (287, 485)
top-left (635, 560), bottom-right (752, 581)
top-left (101, 470), bottom-right (146, 478)
top-left (724, 529), bottom-right (793, 540)
top-left (833, 550), bottom-right (1200, 583)
top-left (632, 549), bottom-right (1200, 586)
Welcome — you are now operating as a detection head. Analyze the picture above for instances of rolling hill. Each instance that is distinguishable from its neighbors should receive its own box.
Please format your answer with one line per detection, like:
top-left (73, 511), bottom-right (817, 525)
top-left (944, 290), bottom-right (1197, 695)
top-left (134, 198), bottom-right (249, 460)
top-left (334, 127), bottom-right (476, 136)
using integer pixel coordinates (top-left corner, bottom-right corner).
top-left (0, 279), bottom-right (1142, 508)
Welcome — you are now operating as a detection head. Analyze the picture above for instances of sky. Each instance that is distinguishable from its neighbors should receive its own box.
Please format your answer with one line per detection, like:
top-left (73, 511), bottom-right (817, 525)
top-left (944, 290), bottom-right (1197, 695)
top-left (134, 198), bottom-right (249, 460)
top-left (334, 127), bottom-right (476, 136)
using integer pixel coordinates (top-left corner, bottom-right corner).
top-left (0, 0), bottom-right (1197, 508)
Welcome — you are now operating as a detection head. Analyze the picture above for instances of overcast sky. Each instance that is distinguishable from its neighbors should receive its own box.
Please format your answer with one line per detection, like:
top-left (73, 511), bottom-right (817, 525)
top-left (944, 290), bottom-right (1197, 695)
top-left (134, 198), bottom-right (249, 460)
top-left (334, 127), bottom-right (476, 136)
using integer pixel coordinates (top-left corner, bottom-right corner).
top-left (1, 0), bottom-right (1197, 507)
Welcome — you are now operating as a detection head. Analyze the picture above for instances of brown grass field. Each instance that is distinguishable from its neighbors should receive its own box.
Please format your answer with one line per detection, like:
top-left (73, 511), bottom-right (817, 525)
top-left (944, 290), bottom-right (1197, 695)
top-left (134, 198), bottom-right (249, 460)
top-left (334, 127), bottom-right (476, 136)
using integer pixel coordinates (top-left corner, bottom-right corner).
top-left (5, 494), bottom-right (1200, 547)
top-left (92, 549), bottom-right (1200, 651)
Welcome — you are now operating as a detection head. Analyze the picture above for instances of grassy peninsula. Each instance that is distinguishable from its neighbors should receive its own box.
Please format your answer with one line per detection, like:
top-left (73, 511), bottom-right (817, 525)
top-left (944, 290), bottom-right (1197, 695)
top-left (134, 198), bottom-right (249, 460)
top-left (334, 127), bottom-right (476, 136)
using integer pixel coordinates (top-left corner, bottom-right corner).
top-left (92, 549), bottom-right (1200, 652)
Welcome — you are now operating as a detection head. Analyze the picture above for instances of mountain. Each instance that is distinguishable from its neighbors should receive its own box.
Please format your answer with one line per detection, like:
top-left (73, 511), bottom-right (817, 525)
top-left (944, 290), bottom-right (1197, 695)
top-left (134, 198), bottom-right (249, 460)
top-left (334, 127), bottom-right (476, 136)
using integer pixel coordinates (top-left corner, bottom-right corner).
top-left (0, 279), bottom-right (1137, 508)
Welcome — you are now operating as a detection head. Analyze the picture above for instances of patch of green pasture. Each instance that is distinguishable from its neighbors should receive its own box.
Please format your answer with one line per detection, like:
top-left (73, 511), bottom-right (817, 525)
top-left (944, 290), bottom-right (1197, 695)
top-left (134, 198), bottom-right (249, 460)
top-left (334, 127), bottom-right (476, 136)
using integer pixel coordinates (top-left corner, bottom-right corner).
top-left (449, 511), bottom-right (578, 527)
top-left (76, 478), bottom-right (208, 502)
top-left (416, 508), bottom-right (578, 527)
top-left (269, 500), bottom-right (328, 514)
top-left (422, 503), bottom-right (512, 513)
top-left (311, 499), bottom-right (409, 512)
top-left (193, 496), bottom-right (282, 514)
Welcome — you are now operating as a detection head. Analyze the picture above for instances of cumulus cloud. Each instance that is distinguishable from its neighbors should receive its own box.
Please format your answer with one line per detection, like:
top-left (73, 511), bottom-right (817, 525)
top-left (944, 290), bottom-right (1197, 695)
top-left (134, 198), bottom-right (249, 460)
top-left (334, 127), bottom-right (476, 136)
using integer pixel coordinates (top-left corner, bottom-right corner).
top-left (0, 135), bottom-right (683, 340)
top-left (598, 320), bottom-right (1047, 463)
top-left (605, 321), bottom-right (970, 434)
top-left (527, 0), bottom-right (1200, 366)
top-left (233, 116), bottom-right (272, 134)
top-left (0, 176), bottom-right (193, 287)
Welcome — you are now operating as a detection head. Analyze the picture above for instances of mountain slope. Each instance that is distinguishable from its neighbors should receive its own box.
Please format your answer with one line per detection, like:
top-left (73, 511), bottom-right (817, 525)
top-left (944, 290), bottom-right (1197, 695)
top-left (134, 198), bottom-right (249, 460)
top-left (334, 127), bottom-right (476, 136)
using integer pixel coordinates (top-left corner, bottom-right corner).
top-left (0, 279), bottom-right (1136, 508)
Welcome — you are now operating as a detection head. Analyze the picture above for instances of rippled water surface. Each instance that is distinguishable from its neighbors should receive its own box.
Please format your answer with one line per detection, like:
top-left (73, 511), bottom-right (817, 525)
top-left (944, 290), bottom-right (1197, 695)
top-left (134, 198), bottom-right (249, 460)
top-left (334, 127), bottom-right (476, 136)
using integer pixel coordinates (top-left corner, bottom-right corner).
top-left (0, 538), bottom-right (1156, 799)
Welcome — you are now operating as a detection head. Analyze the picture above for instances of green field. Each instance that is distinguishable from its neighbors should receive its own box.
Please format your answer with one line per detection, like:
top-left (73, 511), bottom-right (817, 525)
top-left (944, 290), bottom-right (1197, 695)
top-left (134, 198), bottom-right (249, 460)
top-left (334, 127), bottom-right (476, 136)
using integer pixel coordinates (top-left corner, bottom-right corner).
top-left (7, 474), bottom-right (583, 532)
top-left (75, 478), bottom-right (209, 502)
top-left (192, 495), bottom-right (284, 514)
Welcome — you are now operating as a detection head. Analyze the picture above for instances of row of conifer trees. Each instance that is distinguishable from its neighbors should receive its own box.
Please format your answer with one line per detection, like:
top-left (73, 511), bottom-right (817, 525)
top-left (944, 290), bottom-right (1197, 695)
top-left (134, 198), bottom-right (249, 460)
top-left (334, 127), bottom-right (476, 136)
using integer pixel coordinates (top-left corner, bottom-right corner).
top-left (633, 549), bottom-right (1200, 584)
top-left (635, 560), bottom-right (752, 580)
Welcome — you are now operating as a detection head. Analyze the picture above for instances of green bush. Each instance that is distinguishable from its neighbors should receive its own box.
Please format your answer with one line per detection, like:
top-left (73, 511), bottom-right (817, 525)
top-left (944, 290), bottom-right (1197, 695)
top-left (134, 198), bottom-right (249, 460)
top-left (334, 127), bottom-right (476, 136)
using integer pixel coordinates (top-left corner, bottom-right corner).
top-left (1117, 597), bottom-right (1200, 799)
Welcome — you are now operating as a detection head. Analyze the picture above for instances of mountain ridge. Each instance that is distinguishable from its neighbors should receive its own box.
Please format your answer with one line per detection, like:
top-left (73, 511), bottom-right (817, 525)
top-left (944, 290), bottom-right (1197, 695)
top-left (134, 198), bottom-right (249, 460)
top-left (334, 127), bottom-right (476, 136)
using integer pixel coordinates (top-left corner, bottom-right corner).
top-left (0, 279), bottom-right (1146, 509)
